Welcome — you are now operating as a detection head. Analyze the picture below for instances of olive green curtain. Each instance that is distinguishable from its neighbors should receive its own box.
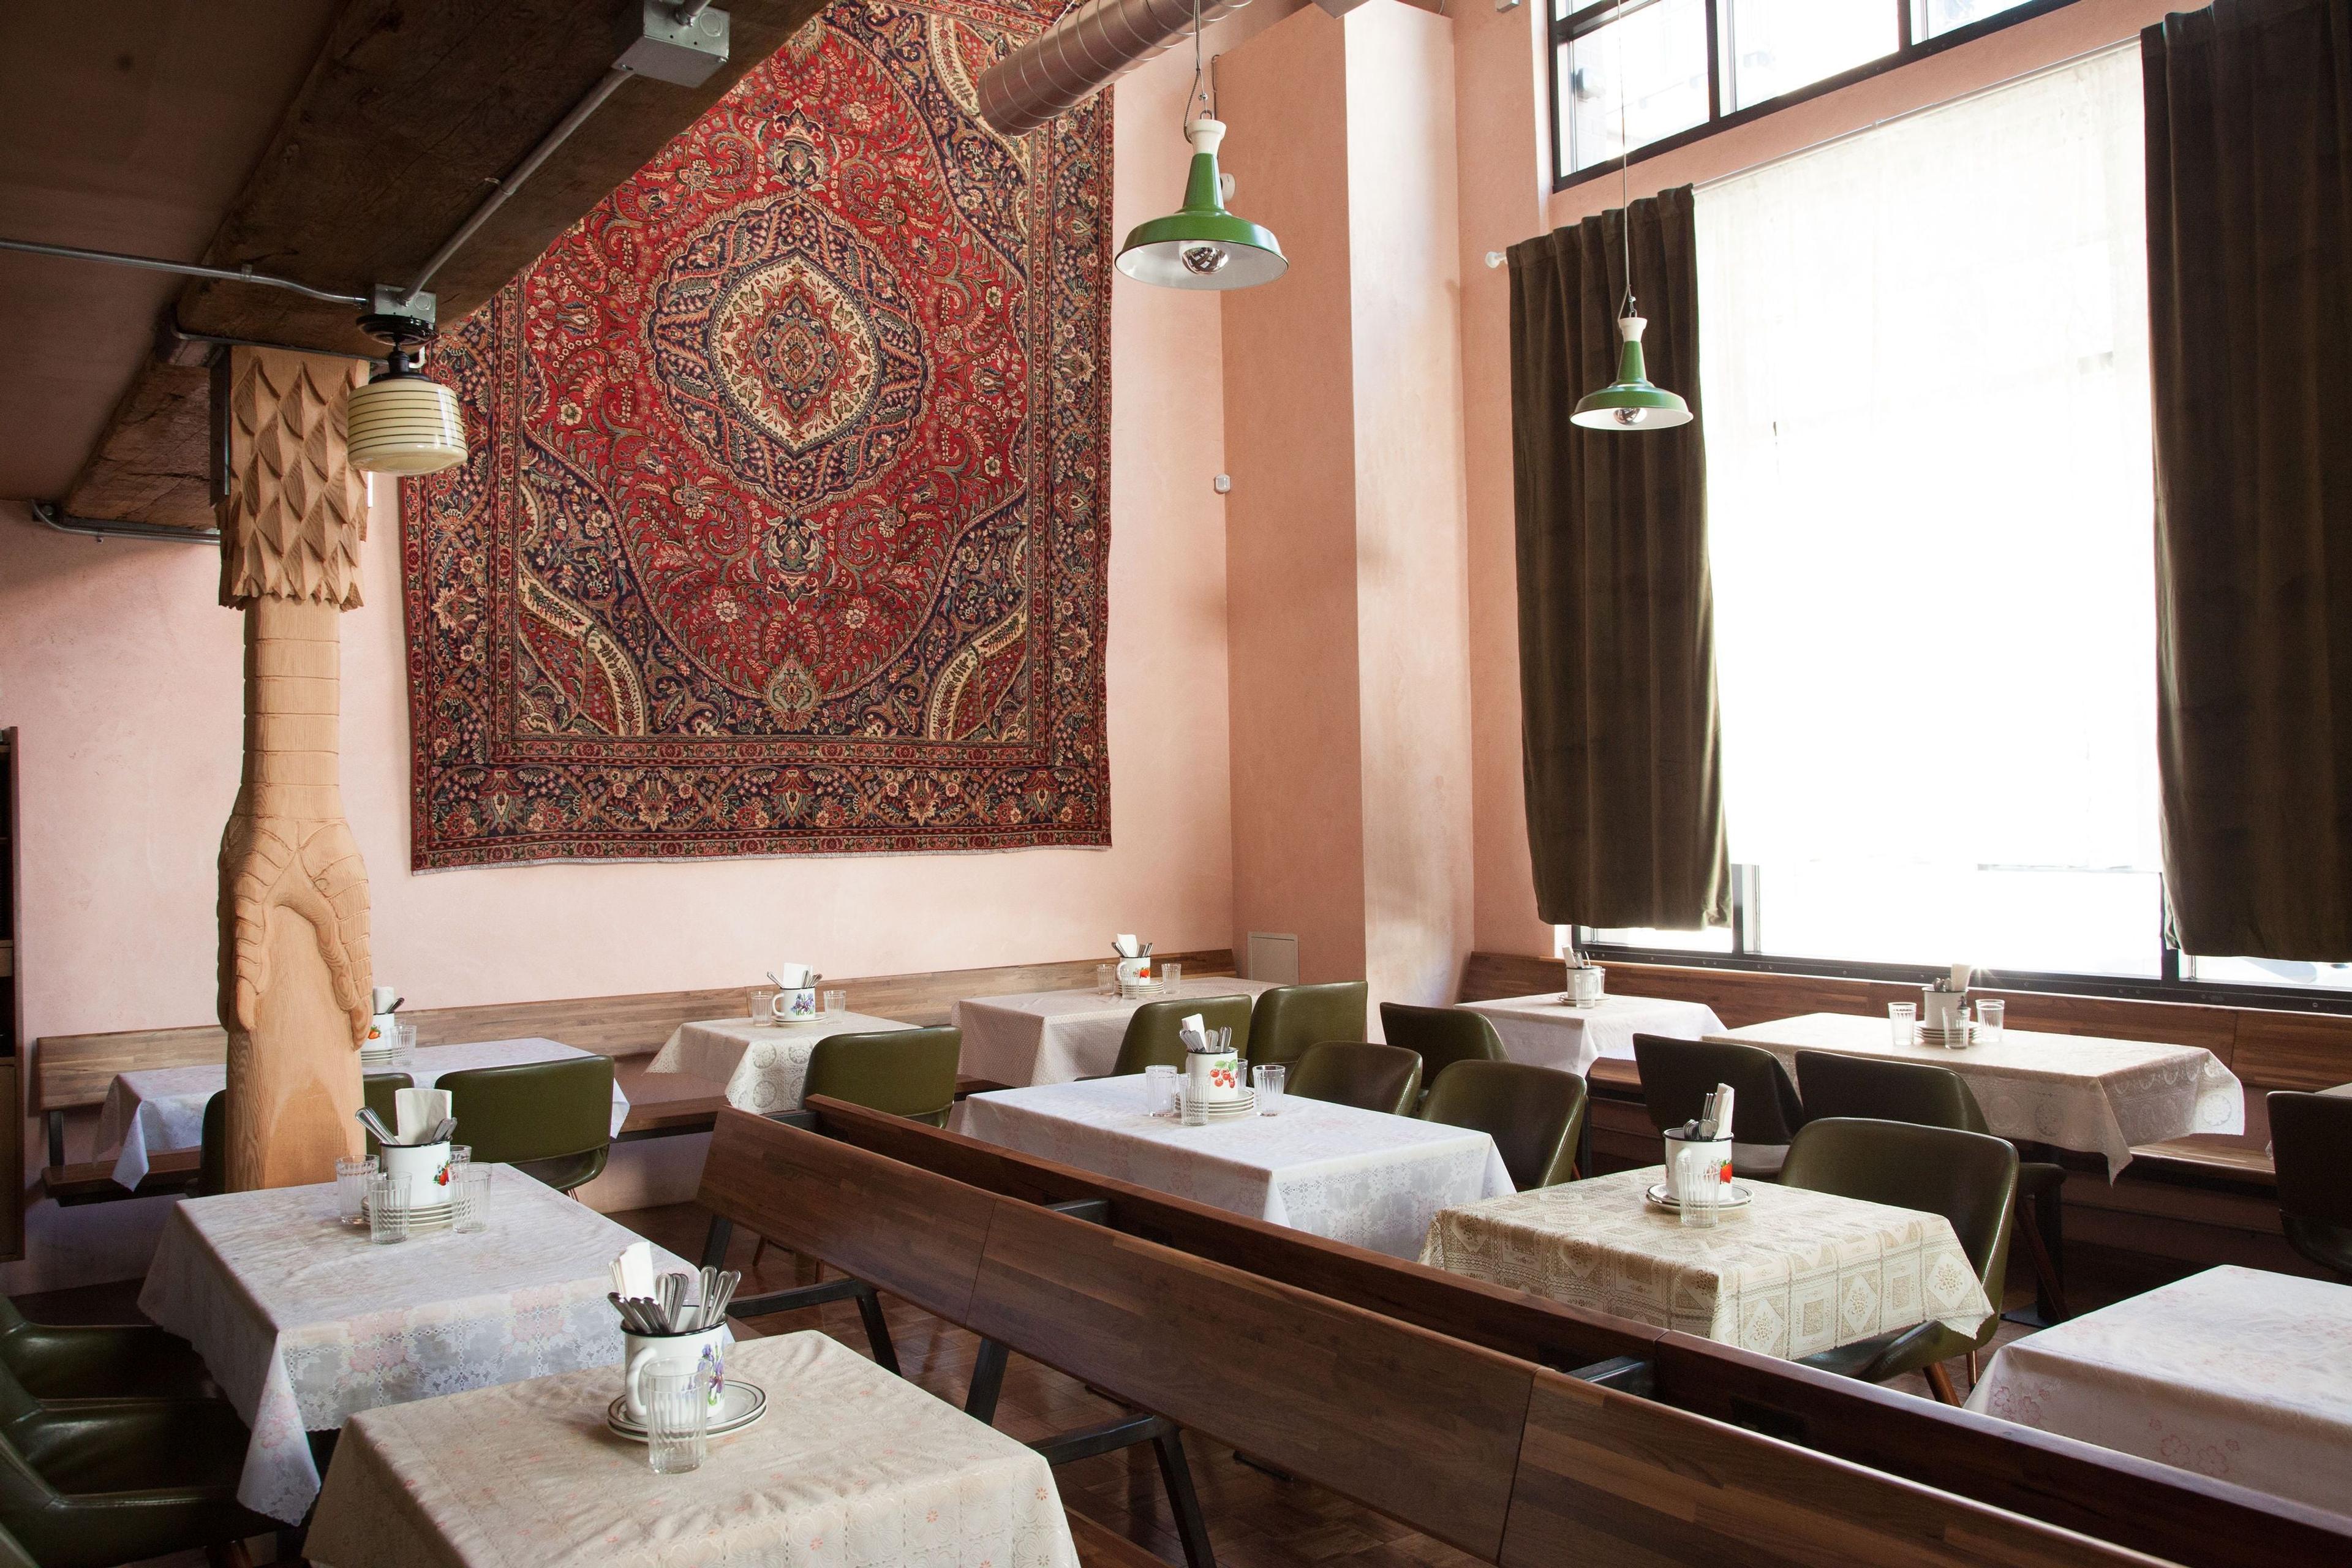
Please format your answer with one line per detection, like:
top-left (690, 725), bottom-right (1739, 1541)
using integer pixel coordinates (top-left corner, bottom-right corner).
top-left (2146, 0), bottom-right (2352, 960)
top-left (1508, 186), bottom-right (1728, 931)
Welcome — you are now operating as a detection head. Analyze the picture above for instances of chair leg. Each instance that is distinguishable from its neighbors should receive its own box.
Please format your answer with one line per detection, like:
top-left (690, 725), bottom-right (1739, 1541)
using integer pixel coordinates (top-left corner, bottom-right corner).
top-left (2025, 1189), bottom-right (2071, 1322)
top-left (853, 1281), bottom-right (900, 1375)
top-left (965, 1338), bottom-right (1010, 1424)
top-left (1923, 1360), bottom-right (1961, 1406)
top-left (1152, 1426), bottom-right (1218, 1568)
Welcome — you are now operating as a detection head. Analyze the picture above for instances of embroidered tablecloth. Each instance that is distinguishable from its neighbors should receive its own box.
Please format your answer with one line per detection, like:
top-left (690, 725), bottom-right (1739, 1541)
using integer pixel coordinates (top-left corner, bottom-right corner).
top-left (958, 1075), bottom-right (1511, 1258)
top-left (1419, 1166), bottom-right (1992, 1359)
top-left (1460, 993), bottom-right (1727, 1076)
top-left (304, 1331), bottom-right (1079, 1568)
top-left (1710, 1011), bottom-right (2244, 1174)
top-left (645, 1012), bottom-right (913, 1113)
top-left (96, 1038), bottom-right (628, 1189)
top-left (138, 1168), bottom-right (688, 1522)
top-left (1967, 1265), bottom-right (2352, 1514)
top-left (954, 979), bottom-right (1277, 1086)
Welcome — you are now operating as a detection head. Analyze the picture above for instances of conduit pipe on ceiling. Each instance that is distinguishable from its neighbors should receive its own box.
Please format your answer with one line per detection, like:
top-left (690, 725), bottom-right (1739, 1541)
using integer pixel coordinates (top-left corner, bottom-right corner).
top-left (977, 0), bottom-right (1254, 137)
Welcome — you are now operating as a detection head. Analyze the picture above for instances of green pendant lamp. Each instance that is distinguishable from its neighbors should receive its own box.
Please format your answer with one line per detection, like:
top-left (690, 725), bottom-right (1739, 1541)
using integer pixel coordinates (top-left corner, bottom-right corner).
top-left (1115, 0), bottom-right (1284, 292)
top-left (1572, 21), bottom-right (1690, 434)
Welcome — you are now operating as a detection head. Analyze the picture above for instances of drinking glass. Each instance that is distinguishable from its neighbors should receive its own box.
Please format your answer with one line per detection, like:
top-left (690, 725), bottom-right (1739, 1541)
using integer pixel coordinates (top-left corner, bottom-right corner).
top-left (1096, 963), bottom-right (1117, 997)
top-left (1676, 1146), bottom-right (1723, 1229)
top-left (1888, 1001), bottom-right (1917, 1047)
top-left (821, 988), bottom-right (847, 1021)
top-left (1253, 1063), bottom-right (1286, 1115)
top-left (452, 1165), bottom-right (492, 1233)
top-left (366, 1172), bottom-right (410, 1245)
top-left (393, 1022), bottom-right (418, 1056)
top-left (334, 1156), bottom-right (377, 1224)
top-left (1973, 998), bottom-right (2005, 1045)
top-left (644, 1363), bottom-right (712, 1474)
top-left (1158, 961), bottom-right (1182, 994)
top-left (1144, 1063), bottom-right (1180, 1116)
top-left (748, 987), bottom-right (778, 1026)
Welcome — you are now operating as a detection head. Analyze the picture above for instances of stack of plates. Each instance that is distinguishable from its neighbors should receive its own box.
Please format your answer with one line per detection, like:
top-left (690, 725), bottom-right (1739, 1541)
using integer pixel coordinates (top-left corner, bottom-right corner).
top-left (1179, 1088), bottom-right (1256, 1122)
top-left (1120, 979), bottom-right (1175, 1000)
top-left (1644, 1182), bottom-right (1755, 1212)
top-left (1916, 1021), bottom-right (1976, 1049)
top-left (359, 1044), bottom-right (408, 1068)
top-left (605, 1381), bottom-right (768, 1442)
top-left (362, 1194), bottom-right (453, 1230)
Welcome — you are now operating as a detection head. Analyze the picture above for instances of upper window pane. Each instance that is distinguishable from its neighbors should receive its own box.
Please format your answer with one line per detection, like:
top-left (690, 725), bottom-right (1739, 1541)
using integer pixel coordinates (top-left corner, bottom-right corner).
top-left (1562, 0), bottom-right (1711, 173)
top-left (1918, 0), bottom-right (2037, 40)
top-left (1723, 0), bottom-right (1898, 112)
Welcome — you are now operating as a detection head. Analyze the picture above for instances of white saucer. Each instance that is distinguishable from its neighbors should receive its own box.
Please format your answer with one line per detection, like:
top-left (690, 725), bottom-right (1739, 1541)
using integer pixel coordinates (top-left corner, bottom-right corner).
top-left (606, 1379), bottom-right (767, 1442)
top-left (1178, 1089), bottom-right (1255, 1121)
top-left (1645, 1182), bottom-right (1755, 1212)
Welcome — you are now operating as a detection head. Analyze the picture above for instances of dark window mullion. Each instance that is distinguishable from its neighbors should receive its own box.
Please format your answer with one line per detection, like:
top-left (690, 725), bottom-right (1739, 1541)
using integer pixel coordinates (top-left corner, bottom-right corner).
top-left (1898, 0), bottom-right (1916, 51)
top-left (1706, 0), bottom-right (1725, 123)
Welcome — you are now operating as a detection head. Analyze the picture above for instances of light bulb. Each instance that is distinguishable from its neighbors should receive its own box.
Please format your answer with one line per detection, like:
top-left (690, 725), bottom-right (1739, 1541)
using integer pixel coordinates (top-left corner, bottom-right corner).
top-left (1611, 407), bottom-right (1650, 427)
top-left (1181, 244), bottom-right (1230, 276)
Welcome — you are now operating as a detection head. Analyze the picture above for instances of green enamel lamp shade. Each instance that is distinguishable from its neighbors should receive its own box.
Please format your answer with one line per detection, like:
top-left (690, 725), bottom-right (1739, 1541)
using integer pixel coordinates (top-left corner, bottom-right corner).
top-left (1117, 118), bottom-right (1286, 292)
top-left (1572, 313), bottom-right (1692, 431)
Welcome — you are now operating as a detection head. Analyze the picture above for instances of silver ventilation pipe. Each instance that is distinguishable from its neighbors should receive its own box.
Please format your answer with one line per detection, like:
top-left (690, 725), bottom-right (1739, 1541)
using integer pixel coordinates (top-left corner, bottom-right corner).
top-left (977, 0), bottom-right (1253, 137)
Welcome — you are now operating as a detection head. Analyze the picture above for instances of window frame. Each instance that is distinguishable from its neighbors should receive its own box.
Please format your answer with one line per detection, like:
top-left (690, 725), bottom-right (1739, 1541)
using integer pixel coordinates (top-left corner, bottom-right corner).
top-left (1550, 0), bottom-right (2092, 192)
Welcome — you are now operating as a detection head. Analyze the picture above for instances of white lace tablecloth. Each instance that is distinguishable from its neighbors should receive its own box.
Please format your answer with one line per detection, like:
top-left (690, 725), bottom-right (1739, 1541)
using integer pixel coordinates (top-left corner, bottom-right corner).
top-left (958, 1076), bottom-right (1511, 1258)
top-left (1967, 1265), bottom-right (2352, 1514)
top-left (1712, 1012), bottom-right (2244, 1174)
top-left (137, 1168), bottom-right (688, 1523)
top-left (304, 1331), bottom-right (1077, 1568)
top-left (96, 1038), bottom-right (628, 1189)
top-left (644, 1012), bottom-right (913, 1113)
top-left (1460, 992), bottom-right (1726, 1076)
top-left (1420, 1166), bottom-right (1992, 1360)
top-left (954, 979), bottom-right (1276, 1086)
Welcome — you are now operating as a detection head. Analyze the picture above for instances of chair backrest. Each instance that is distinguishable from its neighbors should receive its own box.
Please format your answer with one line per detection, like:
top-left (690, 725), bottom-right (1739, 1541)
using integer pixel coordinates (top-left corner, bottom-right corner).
top-left (804, 1028), bottom-right (963, 1126)
top-left (1290, 1042), bottom-right (1423, 1116)
top-left (1420, 1061), bottom-right (1586, 1189)
top-left (1378, 1004), bottom-right (1506, 1084)
top-left (1249, 982), bottom-right (1370, 1069)
top-left (197, 1091), bottom-right (227, 1197)
top-left (2269, 1090), bottom-right (2352, 1277)
top-left (361, 1071), bottom-right (414, 1161)
top-left (1112, 995), bottom-right (1256, 1076)
top-left (1780, 1118), bottom-right (2017, 1298)
top-left (1632, 1035), bottom-right (1807, 1142)
top-left (435, 1055), bottom-right (614, 1164)
top-left (1793, 1051), bottom-right (1988, 1135)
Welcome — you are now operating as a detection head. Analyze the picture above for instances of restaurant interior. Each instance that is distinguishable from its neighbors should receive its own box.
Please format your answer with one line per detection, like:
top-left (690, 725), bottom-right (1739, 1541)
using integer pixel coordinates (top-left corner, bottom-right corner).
top-left (0, 0), bottom-right (2346, 1562)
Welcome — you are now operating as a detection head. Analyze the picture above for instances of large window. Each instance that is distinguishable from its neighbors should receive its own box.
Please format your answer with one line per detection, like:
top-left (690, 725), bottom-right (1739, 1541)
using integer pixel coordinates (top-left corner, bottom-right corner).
top-left (1553, 0), bottom-right (2058, 184)
top-left (1574, 46), bottom-right (2352, 1008)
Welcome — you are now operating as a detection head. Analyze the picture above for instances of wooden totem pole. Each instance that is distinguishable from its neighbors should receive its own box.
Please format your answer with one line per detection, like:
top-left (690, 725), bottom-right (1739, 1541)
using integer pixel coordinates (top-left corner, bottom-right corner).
top-left (213, 347), bottom-right (375, 1190)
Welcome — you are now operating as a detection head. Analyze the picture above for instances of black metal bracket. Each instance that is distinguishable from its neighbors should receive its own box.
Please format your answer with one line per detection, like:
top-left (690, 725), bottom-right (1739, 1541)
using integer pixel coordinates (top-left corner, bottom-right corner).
top-left (1569, 1355), bottom-right (1655, 1396)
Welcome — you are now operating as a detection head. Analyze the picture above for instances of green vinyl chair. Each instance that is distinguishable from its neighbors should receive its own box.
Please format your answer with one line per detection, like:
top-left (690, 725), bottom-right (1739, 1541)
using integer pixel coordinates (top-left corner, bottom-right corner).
top-left (436, 1055), bottom-right (614, 1194)
top-left (1110, 995), bottom-right (1255, 1076)
top-left (195, 1093), bottom-right (227, 1199)
top-left (804, 1028), bottom-right (963, 1127)
top-left (1376, 1005), bottom-right (1506, 1101)
top-left (1632, 1034), bottom-right (1808, 1178)
top-left (1419, 1060), bottom-right (1586, 1189)
top-left (1289, 1042), bottom-right (1422, 1117)
top-left (360, 1071), bottom-right (415, 1163)
top-left (2269, 1090), bottom-right (2352, 1281)
top-left (0, 1300), bottom-right (213, 1404)
top-left (1247, 982), bottom-right (1369, 1071)
top-left (1796, 1050), bottom-right (2071, 1319)
top-left (1777, 1117), bottom-right (2017, 1404)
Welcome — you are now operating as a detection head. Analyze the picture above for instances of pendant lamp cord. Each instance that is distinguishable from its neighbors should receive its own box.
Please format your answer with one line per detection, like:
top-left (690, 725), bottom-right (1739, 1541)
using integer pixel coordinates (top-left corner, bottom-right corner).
top-left (1615, 11), bottom-right (1636, 321)
top-left (1185, 0), bottom-right (1211, 133)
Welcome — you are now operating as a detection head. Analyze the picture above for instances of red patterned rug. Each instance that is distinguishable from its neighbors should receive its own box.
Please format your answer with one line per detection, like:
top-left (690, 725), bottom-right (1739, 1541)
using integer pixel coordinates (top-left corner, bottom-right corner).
top-left (401, 0), bottom-right (1110, 868)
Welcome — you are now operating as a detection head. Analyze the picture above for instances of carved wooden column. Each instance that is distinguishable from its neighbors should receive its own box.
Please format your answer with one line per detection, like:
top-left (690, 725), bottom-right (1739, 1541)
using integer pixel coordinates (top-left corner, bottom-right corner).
top-left (213, 347), bottom-right (375, 1190)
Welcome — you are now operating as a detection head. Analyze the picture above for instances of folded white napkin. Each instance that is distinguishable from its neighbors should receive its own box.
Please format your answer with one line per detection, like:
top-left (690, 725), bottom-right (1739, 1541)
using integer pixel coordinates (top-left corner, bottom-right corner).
top-left (611, 1241), bottom-right (658, 1303)
top-left (394, 1087), bottom-right (453, 1142)
top-left (1178, 1013), bottom-right (1210, 1054)
top-left (1113, 934), bottom-right (1140, 959)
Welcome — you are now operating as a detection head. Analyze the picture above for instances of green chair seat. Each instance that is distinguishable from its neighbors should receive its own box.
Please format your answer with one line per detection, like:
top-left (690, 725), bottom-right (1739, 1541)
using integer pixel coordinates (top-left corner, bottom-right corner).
top-left (2269, 1090), bottom-right (2352, 1281)
top-left (1418, 1060), bottom-right (1586, 1189)
top-left (1247, 983), bottom-right (1368, 1071)
top-left (1110, 996), bottom-right (1254, 1077)
top-left (1288, 1042), bottom-right (1422, 1117)
top-left (0, 1299), bottom-right (214, 1404)
top-left (1632, 1035), bottom-right (1807, 1177)
top-left (805, 1028), bottom-right (963, 1127)
top-left (436, 1055), bottom-right (614, 1194)
top-left (1377, 1005), bottom-right (1506, 1102)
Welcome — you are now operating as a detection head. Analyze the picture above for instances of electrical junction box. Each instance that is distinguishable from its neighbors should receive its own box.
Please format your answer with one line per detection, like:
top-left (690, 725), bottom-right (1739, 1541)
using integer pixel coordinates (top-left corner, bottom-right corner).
top-left (619, 2), bottom-right (731, 88)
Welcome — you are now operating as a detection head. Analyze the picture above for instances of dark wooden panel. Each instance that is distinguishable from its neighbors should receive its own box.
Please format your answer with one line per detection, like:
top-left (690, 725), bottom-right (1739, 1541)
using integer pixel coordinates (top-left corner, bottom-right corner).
top-left (697, 1109), bottom-right (996, 1325)
top-left (1649, 1335), bottom-right (2351, 1568)
top-left (2230, 1009), bottom-right (2352, 1091)
top-left (1502, 1368), bottom-right (2163, 1568)
top-left (59, 362), bottom-right (214, 528)
top-left (1459, 951), bottom-right (1563, 1002)
top-left (962, 1196), bottom-right (1536, 1561)
top-left (810, 1097), bottom-right (1656, 1371)
top-left (42, 1149), bottom-right (200, 1205)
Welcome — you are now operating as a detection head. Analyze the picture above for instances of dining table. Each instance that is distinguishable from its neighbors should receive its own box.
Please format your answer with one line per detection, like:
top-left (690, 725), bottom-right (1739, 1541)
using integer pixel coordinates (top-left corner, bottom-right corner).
top-left (1707, 1011), bottom-right (2245, 1174)
top-left (953, 977), bottom-right (1277, 1087)
top-left (1966, 1264), bottom-right (2352, 1515)
top-left (94, 1036), bottom-right (629, 1189)
top-left (137, 1165), bottom-right (690, 1522)
top-left (302, 1330), bottom-right (1081, 1568)
top-left (958, 1074), bottom-right (1512, 1259)
top-left (644, 1010), bottom-right (913, 1113)
top-left (1458, 992), bottom-right (1726, 1076)
top-left (1420, 1166), bottom-right (1994, 1360)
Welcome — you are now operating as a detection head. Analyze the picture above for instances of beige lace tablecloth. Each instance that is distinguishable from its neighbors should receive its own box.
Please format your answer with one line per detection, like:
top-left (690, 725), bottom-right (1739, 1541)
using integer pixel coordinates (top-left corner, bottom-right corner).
top-left (1967, 1265), bottom-right (2352, 1513)
top-left (1460, 993), bottom-right (1726, 1076)
top-left (1712, 1012), bottom-right (2244, 1174)
top-left (954, 979), bottom-right (1276, 1086)
top-left (959, 1076), bottom-right (1512, 1258)
top-left (96, 1038), bottom-right (628, 1189)
top-left (645, 1013), bottom-right (912, 1113)
top-left (1420, 1166), bottom-right (1992, 1359)
top-left (304, 1330), bottom-right (1080, 1568)
top-left (138, 1168), bottom-right (689, 1523)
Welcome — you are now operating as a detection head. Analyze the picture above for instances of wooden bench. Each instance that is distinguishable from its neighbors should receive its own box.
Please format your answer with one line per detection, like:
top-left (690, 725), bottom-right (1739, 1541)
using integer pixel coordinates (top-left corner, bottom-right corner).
top-left (697, 1100), bottom-right (2351, 1568)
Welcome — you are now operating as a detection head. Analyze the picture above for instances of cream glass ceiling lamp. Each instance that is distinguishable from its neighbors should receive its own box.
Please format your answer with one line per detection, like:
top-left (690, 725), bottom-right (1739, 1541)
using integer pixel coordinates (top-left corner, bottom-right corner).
top-left (345, 313), bottom-right (467, 475)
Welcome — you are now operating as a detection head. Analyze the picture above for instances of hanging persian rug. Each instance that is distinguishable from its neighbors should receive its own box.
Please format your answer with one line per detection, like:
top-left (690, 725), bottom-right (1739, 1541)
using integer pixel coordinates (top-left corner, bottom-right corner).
top-left (401, 0), bottom-right (1110, 868)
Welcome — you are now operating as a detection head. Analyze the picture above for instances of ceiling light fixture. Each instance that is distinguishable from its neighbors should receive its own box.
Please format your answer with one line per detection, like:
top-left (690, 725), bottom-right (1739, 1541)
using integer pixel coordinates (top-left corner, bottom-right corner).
top-left (1115, 0), bottom-right (1285, 291)
top-left (1570, 15), bottom-right (1689, 432)
top-left (345, 313), bottom-right (466, 475)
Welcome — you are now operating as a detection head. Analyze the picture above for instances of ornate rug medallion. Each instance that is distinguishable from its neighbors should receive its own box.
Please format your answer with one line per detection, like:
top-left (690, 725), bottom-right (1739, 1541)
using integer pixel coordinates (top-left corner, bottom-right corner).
top-left (401, 0), bottom-right (1110, 867)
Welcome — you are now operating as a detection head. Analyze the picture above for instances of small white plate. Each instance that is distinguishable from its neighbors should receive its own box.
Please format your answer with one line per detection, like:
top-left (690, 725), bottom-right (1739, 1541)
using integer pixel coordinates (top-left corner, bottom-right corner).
top-left (606, 1380), bottom-right (767, 1442)
top-left (1645, 1182), bottom-right (1755, 1212)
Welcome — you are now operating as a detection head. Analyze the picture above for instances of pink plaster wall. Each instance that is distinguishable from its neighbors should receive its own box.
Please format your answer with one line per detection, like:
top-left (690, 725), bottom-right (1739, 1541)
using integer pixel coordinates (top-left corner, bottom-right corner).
top-left (1461, 0), bottom-right (2187, 962)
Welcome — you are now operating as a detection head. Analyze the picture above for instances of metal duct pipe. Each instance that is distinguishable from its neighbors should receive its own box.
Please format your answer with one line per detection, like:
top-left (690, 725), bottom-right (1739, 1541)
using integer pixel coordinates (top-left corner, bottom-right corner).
top-left (978, 0), bottom-right (1253, 137)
